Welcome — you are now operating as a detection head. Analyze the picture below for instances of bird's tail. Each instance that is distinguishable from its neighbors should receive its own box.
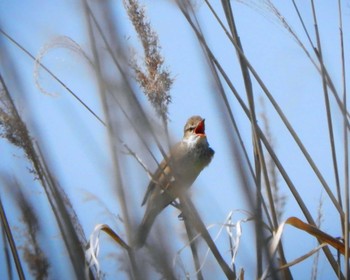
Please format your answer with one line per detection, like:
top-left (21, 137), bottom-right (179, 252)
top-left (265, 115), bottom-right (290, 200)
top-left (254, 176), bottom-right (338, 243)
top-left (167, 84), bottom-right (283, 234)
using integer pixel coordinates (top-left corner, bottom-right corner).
top-left (133, 207), bottom-right (159, 249)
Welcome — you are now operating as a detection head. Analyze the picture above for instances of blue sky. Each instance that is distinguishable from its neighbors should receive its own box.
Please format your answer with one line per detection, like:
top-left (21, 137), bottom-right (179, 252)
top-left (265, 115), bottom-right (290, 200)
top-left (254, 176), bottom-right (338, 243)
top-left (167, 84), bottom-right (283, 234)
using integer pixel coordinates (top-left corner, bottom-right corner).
top-left (1, 0), bottom-right (349, 279)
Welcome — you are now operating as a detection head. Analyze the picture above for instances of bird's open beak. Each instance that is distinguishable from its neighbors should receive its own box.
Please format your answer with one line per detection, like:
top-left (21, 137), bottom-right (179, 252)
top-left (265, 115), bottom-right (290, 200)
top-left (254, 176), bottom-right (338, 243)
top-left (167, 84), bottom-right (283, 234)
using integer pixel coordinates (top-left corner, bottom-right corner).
top-left (194, 119), bottom-right (205, 136)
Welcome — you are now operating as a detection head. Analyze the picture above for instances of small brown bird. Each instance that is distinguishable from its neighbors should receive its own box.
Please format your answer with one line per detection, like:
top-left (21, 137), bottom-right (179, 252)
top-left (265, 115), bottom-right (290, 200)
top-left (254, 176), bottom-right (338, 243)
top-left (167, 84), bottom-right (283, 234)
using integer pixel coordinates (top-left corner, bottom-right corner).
top-left (135, 115), bottom-right (214, 248)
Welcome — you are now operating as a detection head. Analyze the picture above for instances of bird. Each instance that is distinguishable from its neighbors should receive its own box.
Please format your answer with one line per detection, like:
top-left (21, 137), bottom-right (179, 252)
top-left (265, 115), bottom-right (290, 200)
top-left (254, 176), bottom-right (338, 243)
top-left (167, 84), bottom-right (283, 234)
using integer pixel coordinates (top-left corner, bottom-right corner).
top-left (134, 115), bottom-right (214, 248)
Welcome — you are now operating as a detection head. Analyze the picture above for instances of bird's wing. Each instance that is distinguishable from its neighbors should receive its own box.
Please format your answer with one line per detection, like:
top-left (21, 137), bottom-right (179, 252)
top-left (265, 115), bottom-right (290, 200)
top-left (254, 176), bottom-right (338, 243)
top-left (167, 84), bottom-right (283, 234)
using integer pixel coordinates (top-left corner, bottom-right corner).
top-left (141, 142), bottom-right (183, 206)
top-left (141, 160), bottom-right (168, 206)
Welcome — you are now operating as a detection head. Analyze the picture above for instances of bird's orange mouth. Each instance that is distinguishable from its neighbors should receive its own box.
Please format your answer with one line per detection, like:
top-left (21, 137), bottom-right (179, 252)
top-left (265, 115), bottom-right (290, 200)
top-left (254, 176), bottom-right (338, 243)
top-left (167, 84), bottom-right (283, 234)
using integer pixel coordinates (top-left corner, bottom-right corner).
top-left (194, 119), bottom-right (206, 136)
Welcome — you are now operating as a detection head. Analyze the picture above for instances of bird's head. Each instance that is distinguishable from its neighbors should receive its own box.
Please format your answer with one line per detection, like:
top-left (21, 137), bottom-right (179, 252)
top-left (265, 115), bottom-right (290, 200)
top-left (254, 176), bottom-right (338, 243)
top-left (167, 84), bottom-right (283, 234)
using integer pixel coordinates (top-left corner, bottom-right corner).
top-left (183, 115), bottom-right (208, 147)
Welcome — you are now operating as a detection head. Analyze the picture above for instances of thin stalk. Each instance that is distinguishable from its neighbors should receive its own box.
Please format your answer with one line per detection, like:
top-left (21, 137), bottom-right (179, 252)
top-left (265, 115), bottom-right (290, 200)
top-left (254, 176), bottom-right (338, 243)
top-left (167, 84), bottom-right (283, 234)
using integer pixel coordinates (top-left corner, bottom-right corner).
top-left (291, 0), bottom-right (350, 125)
top-left (0, 29), bottom-right (106, 126)
top-left (82, 0), bottom-right (139, 278)
top-left (36, 146), bottom-right (95, 279)
top-left (85, 5), bottom-right (169, 164)
top-left (183, 218), bottom-right (205, 280)
top-left (310, 0), bottom-right (343, 233)
top-left (2, 225), bottom-right (13, 280)
top-left (0, 197), bottom-right (25, 280)
top-left (219, 1), bottom-right (286, 277)
top-left (198, 11), bottom-right (275, 233)
top-left (219, 2), bottom-right (263, 277)
top-left (179, 194), bottom-right (236, 280)
top-left (338, 0), bottom-right (349, 277)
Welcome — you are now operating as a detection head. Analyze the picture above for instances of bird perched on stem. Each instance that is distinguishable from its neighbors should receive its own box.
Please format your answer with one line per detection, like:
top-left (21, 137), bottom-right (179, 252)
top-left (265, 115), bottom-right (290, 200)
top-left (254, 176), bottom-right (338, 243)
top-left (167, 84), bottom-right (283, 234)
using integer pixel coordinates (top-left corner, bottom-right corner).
top-left (134, 115), bottom-right (214, 248)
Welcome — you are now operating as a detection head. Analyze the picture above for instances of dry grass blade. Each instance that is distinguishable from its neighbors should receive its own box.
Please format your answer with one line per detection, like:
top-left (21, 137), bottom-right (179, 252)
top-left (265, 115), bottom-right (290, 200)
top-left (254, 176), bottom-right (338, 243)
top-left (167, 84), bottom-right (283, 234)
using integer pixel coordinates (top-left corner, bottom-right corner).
top-left (87, 223), bottom-right (130, 276)
top-left (263, 216), bottom-right (345, 279)
top-left (100, 225), bottom-right (130, 250)
top-left (285, 217), bottom-right (346, 255)
top-left (34, 36), bottom-right (93, 97)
